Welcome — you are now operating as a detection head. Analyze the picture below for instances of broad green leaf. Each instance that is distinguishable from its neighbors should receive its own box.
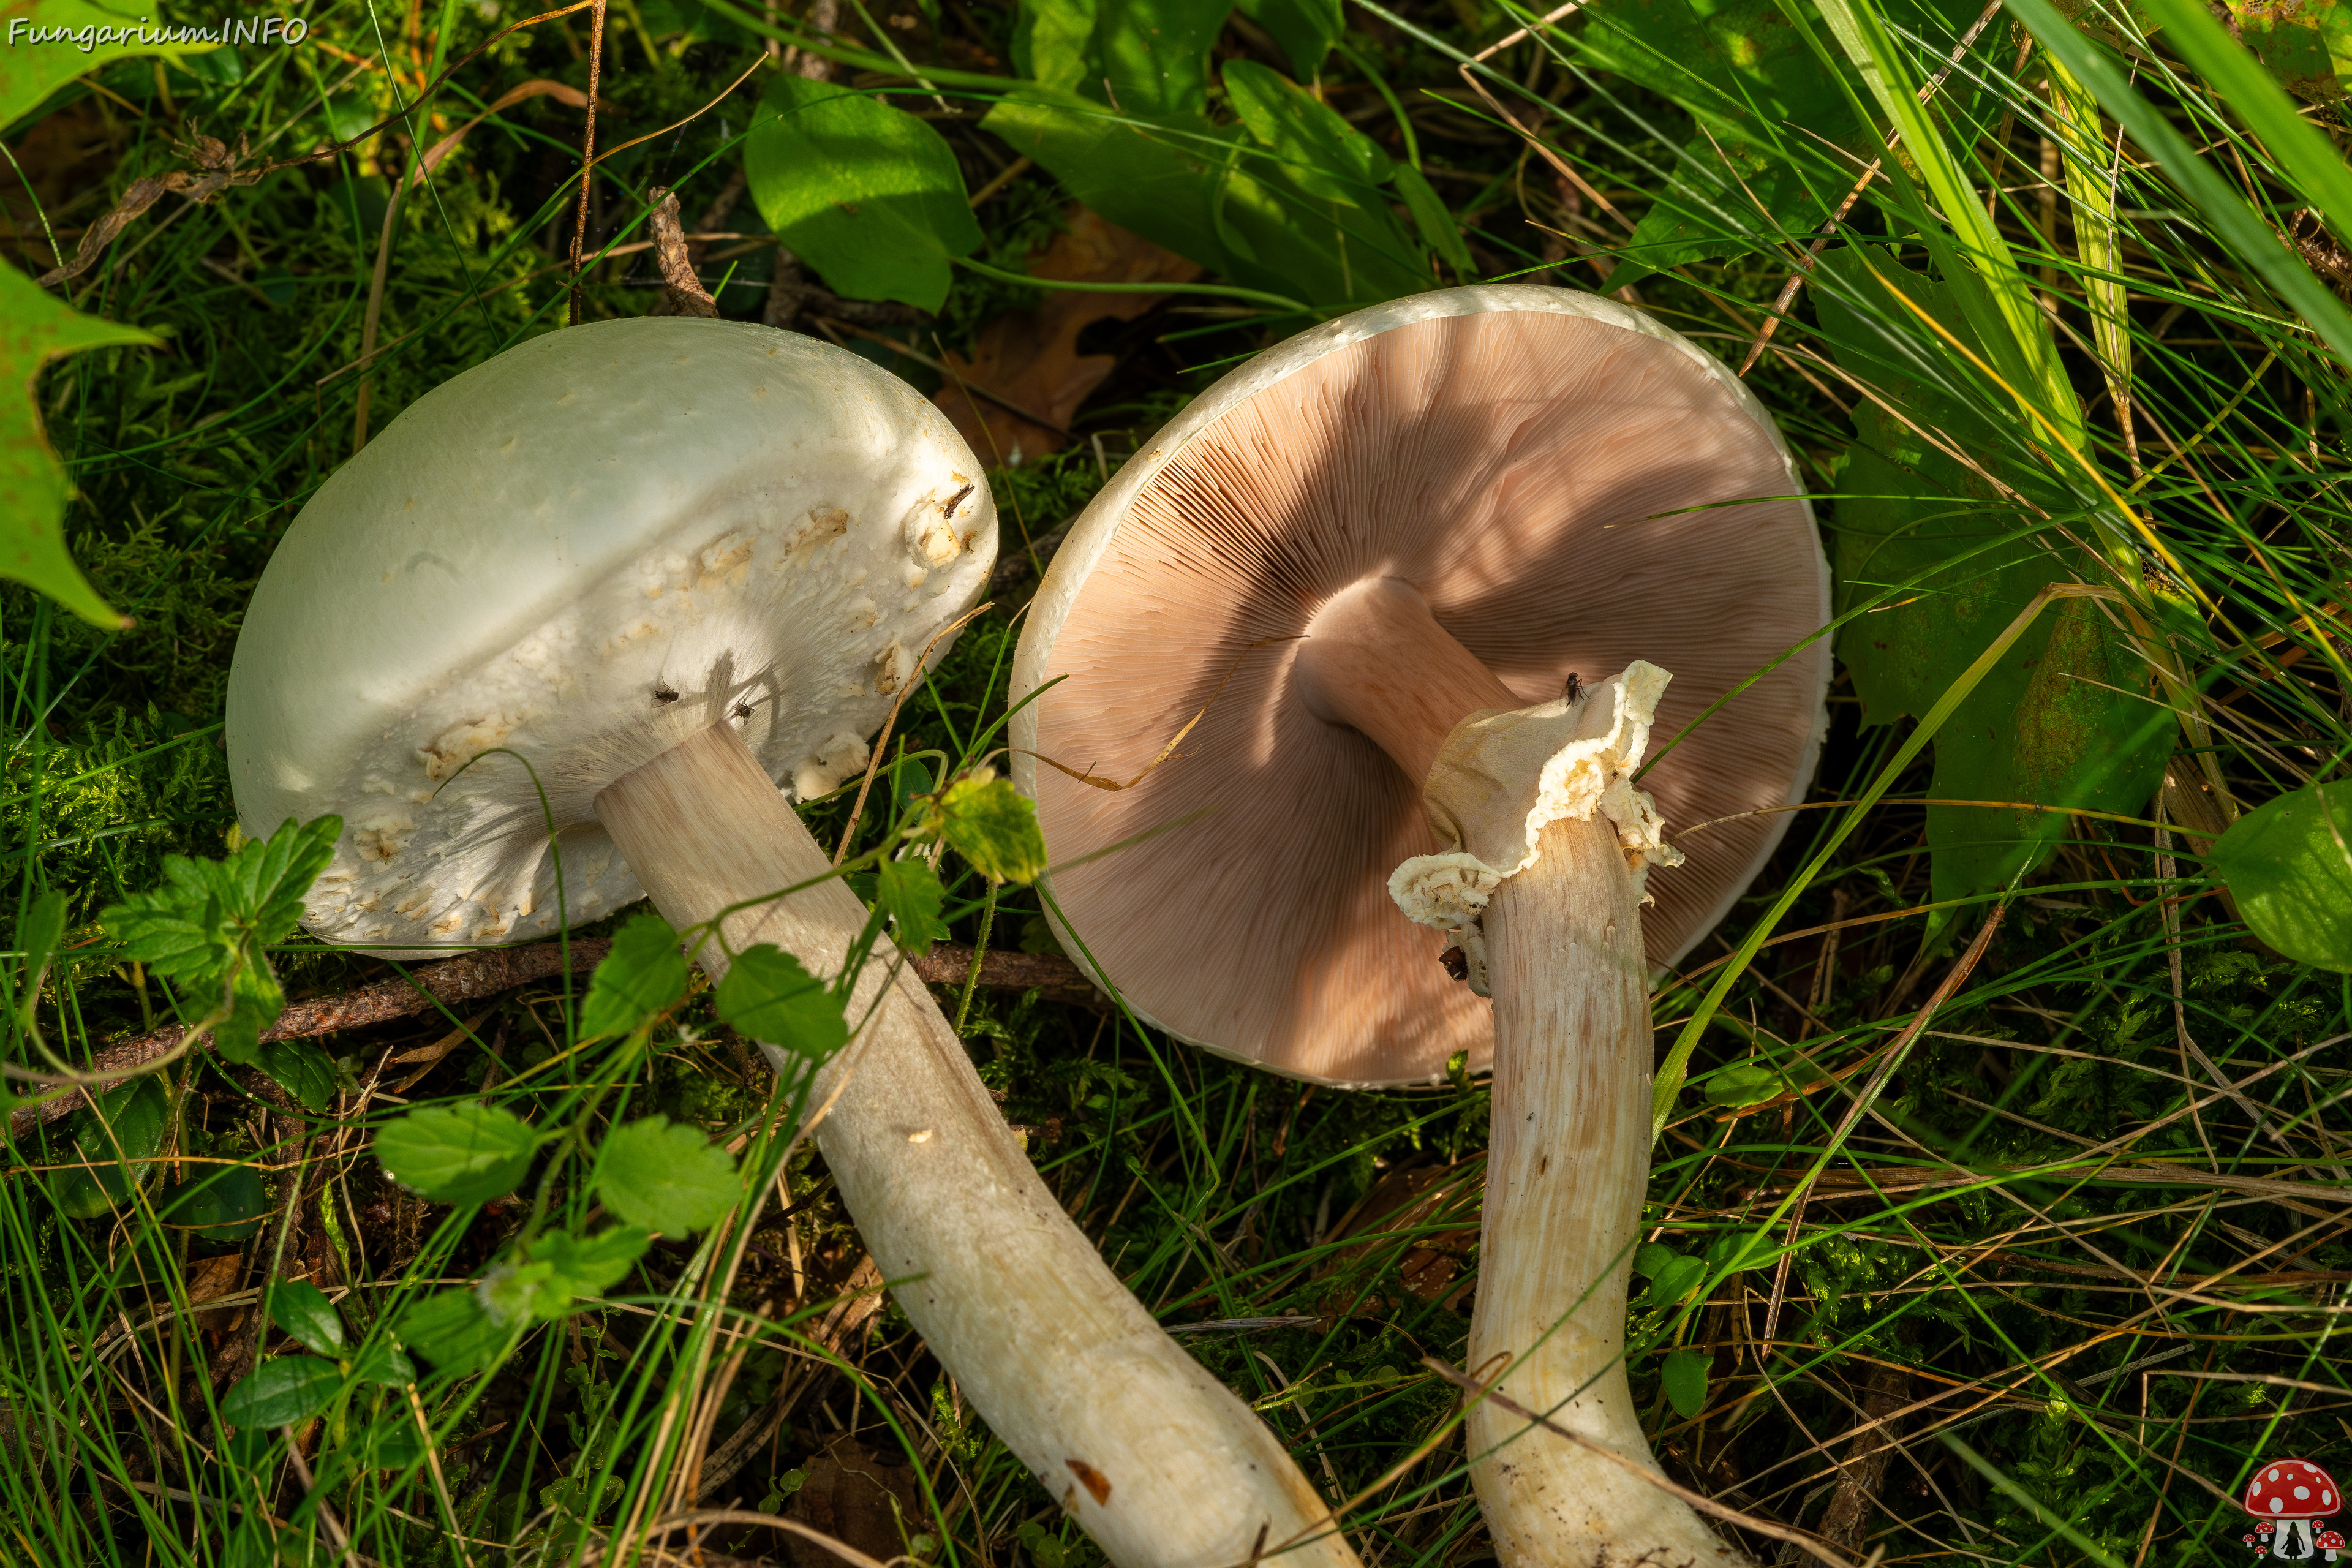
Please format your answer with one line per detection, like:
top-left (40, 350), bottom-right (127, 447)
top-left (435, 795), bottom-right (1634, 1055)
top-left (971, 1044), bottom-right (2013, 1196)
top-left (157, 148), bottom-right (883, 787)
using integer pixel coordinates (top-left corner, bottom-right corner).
top-left (358, 1415), bottom-right (428, 1470)
top-left (578, 912), bottom-right (689, 1041)
top-left (167, 1163), bottom-right (268, 1240)
top-left (1660, 1347), bottom-right (1711, 1419)
top-left (220, 1355), bottom-right (342, 1430)
top-left (1011, 0), bottom-right (1099, 90)
top-left (1702, 1061), bottom-right (1784, 1107)
top-left (349, 1339), bottom-right (418, 1388)
top-left (257, 1036), bottom-right (336, 1112)
top-left (398, 1289), bottom-right (511, 1374)
top-left (214, 961), bottom-right (284, 1066)
top-left (375, 1102), bottom-right (540, 1207)
top-left (2209, 783), bottom-right (2352, 971)
top-left (480, 1226), bottom-right (650, 1325)
top-left (1096, 0), bottom-right (1234, 114)
top-left (2137, 0), bottom-right (2352, 238)
top-left (596, 1116), bottom-right (742, 1235)
top-left (268, 1280), bottom-right (346, 1356)
top-left (935, 775), bottom-right (1050, 883)
top-left (1238, 0), bottom-right (1343, 75)
top-left (1392, 163), bottom-right (1472, 275)
top-left (1632, 1242), bottom-right (1679, 1280)
top-left (1210, 140), bottom-right (1431, 306)
top-left (48, 1074), bottom-right (169, 1218)
top-left (0, 0), bottom-right (221, 132)
top-left (2005, 0), bottom-right (2352, 370)
top-left (1815, 247), bottom-right (2170, 908)
top-left (2205, 0), bottom-right (2352, 103)
top-left (1648, 1253), bottom-right (1708, 1305)
top-left (744, 74), bottom-right (984, 314)
top-left (715, 944), bottom-right (850, 1063)
top-left (876, 856), bottom-right (948, 956)
top-left (1222, 60), bottom-right (1390, 203)
top-left (1621, 145), bottom-right (1813, 274)
top-left (981, 88), bottom-right (1238, 279)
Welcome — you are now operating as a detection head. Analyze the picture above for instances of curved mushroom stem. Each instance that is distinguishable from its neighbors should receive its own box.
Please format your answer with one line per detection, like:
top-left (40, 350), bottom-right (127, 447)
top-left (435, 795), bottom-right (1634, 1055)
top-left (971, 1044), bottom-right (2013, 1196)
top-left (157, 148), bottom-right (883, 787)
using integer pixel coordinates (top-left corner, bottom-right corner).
top-left (1471, 813), bottom-right (1738, 1567)
top-left (1297, 581), bottom-right (1749, 1568)
top-left (594, 721), bottom-right (1362, 1568)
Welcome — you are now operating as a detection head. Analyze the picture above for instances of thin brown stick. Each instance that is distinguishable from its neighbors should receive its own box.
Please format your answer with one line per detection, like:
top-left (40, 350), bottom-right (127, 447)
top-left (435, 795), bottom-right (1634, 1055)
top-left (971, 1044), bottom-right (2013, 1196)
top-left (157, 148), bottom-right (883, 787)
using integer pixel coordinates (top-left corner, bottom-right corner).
top-left (647, 186), bottom-right (720, 317)
top-left (10, 937), bottom-right (1090, 1136)
top-left (567, 0), bottom-right (609, 325)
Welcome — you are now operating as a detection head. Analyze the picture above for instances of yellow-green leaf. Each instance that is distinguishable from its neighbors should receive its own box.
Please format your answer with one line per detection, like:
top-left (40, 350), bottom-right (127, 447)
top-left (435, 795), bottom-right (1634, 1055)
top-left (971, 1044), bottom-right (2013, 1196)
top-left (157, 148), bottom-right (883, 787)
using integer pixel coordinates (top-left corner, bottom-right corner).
top-left (0, 260), bottom-right (152, 625)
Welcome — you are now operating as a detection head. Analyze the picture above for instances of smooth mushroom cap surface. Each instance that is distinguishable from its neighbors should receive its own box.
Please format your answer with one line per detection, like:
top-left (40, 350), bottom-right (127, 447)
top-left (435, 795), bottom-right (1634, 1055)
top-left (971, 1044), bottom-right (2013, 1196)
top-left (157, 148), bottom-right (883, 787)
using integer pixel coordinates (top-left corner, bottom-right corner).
top-left (228, 318), bottom-right (993, 954)
top-left (1010, 286), bottom-right (1826, 1087)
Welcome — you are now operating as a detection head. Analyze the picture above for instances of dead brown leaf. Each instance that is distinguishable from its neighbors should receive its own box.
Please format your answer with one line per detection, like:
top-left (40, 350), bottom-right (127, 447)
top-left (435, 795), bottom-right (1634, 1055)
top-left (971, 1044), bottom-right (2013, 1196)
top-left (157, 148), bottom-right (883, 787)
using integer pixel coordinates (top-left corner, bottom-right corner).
top-left (184, 1250), bottom-right (246, 1334)
top-left (932, 205), bottom-right (1200, 463)
top-left (1319, 1158), bottom-right (1482, 1310)
top-left (785, 1436), bottom-right (930, 1568)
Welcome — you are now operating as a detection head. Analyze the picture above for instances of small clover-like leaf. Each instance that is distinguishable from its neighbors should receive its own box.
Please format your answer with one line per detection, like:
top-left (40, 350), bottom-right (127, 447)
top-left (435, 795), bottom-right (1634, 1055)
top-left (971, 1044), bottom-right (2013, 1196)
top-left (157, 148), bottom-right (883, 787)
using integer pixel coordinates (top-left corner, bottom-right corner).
top-left (349, 1339), bottom-right (418, 1389)
top-left (716, 945), bottom-right (850, 1064)
top-left (220, 1355), bottom-right (344, 1430)
top-left (597, 1117), bottom-right (742, 1235)
top-left (376, 1103), bottom-right (541, 1207)
top-left (578, 913), bottom-right (690, 1040)
top-left (1660, 1348), bottom-right (1711, 1420)
top-left (268, 1280), bottom-right (346, 1357)
top-left (876, 856), bottom-right (949, 956)
top-left (933, 775), bottom-right (1048, 883)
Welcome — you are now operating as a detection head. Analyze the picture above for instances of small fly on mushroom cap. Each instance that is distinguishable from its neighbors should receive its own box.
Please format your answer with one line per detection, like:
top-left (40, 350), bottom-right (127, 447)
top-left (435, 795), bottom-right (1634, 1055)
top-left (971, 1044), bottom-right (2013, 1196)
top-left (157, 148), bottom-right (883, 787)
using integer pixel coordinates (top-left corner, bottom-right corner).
top-left (229, 318), bottom-right (1366, 1568)
top-left (1011, 287), bottom-right (1830, 1568)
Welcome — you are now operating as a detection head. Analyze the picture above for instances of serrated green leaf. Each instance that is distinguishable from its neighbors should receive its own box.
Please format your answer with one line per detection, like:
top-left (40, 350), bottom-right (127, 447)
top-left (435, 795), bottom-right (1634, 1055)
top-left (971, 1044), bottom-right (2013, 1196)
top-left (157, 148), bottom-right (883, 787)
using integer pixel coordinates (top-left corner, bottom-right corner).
top-left (715, 944), bottom-right (850, 1063)
top-left (268, 1280), bottom-right (346, 1357)
top-left (399, 1289), bottom-right (511, 1374)
top-left (480, 1226), bottom-right (650, 1325)
top-left (1238, 0), bottom-right (1343, 75)
top-left (1660, 1347), bottom-right (1711, 1419)
top-left (1815, 248), bottom-right (2171, 908)
top-left (578, 913), bottom-right (689, 1041)
top-left (220, 1356), bottom-right (343, 1430)
top-left (48, 1074), bottom-right (170, 1219)
top-left (2210, 783), bottom-right (2352, 972)
top-left (1223, 61), bottom-right (1390, 204)
top-left (257, 1036), bottom-right (335, 1111)
top-left (0, 257), bottom-right (156, 627)
top-left (876, 856), bottom-right (948, 956)
top-left (935, 776), bottom-right (1049, 883)
top-left (744, 74), bottom-right (984, 313)
top-left (375, 1103), bottom-right (540, 1207)
top-left (596, 1117), bottom-right (741, 1235)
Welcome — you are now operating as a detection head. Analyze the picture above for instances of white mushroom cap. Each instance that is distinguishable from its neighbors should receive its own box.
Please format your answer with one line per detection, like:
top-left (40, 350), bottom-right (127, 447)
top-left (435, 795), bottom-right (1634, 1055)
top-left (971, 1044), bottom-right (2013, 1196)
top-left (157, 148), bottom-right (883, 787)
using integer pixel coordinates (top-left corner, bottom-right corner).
top-left (228, 318), bottom-right (995, 954)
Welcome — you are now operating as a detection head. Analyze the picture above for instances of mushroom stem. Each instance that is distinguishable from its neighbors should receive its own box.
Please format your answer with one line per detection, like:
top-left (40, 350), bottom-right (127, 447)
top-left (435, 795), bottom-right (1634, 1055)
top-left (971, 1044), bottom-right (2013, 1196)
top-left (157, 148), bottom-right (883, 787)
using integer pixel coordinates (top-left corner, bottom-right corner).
top-left (1471, 813), bottom-right (1735, 1567)
top-left (593, 721), bottom-right (1362, 1568)
top-left (1297, 584), bottom-right (1744, 1567)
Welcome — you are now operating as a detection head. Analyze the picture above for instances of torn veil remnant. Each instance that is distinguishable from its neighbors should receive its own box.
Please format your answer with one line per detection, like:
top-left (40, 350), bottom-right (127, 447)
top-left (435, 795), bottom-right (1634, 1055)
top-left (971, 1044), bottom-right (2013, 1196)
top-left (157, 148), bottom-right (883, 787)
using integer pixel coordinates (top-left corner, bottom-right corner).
top-left (227, 316), bottom-right (1365, 1568)
top-left (1011, 286), bottom-right (1831, 1568)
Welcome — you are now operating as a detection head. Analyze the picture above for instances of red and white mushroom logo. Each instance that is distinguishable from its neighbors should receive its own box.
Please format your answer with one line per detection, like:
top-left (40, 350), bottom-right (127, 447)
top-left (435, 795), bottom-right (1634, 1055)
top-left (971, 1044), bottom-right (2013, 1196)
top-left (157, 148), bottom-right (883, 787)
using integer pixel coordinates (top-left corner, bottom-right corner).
top-left (2242, 1460), bottom-right (2342, 1559)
